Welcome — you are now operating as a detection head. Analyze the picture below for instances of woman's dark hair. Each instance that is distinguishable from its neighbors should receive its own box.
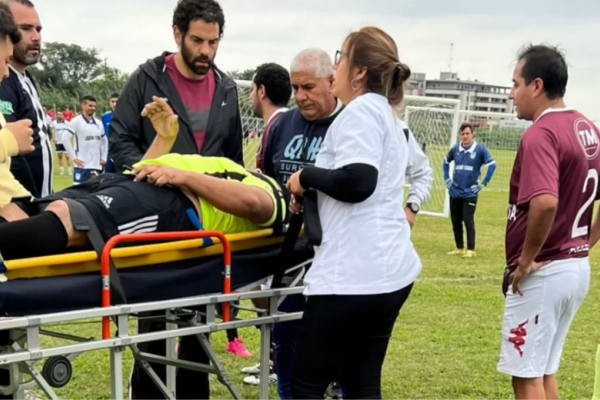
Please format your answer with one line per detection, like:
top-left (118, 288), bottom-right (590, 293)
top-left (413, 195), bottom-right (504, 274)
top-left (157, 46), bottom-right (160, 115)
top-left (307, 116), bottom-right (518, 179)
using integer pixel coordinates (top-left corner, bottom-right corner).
top-left (173, 0), bottom-right (225, 38)
top-left (0, 3), bottom-right (21, 45)
top-left (343, 26), bottom-right (411, 107)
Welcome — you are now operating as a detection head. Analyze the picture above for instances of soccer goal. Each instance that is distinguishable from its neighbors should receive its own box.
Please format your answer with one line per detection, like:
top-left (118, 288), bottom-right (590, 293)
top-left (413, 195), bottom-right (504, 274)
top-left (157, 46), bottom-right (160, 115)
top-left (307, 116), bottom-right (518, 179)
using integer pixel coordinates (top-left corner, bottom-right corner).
top-left (234, 79), bottom-right (462, 218)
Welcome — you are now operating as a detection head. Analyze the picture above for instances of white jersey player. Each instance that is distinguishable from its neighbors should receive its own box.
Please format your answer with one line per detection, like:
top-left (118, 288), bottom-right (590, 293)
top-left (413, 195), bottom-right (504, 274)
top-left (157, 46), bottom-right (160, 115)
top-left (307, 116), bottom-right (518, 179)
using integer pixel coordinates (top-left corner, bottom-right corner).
top-left (51, 111), bottom-right (74, 175)
top-left (62, 96), bottom-right (108, 185)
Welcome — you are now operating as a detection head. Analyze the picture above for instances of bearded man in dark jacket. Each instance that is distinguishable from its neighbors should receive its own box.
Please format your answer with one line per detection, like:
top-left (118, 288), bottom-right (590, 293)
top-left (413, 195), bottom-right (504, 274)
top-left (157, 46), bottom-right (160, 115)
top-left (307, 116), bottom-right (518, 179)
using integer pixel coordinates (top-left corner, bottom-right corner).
top-left (109, 0), bottom-right (244, 173)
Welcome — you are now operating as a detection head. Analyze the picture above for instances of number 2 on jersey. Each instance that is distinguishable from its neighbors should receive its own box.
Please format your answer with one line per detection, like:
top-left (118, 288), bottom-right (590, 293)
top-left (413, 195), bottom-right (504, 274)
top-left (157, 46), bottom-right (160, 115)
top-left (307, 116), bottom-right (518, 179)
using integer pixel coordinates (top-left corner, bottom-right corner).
top-left (572, 168), bottom-right (599, 239)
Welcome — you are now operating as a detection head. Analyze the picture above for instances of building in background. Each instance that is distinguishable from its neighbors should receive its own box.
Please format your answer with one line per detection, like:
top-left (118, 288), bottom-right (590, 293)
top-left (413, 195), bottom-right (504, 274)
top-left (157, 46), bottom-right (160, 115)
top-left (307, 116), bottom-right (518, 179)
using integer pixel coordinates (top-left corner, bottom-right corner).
top-left (406, 72), bottom-right (426, 96)
top-left (425, 71), bottom-right (514, 114)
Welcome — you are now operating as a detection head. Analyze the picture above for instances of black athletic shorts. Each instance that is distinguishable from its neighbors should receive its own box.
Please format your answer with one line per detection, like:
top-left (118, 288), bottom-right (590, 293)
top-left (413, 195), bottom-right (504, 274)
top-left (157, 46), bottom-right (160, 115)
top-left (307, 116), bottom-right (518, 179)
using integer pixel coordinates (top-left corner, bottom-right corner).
top-left (31, 173), bottom-right (198, 241)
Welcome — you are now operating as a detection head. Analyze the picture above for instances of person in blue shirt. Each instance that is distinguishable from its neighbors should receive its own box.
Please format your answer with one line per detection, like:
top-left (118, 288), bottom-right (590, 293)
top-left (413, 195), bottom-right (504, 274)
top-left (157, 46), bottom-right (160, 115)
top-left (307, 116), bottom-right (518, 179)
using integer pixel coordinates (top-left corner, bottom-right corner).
top-left (443, 122), bottom-right (496, 258)
top-left (101, 92), bottom-right (119, 173)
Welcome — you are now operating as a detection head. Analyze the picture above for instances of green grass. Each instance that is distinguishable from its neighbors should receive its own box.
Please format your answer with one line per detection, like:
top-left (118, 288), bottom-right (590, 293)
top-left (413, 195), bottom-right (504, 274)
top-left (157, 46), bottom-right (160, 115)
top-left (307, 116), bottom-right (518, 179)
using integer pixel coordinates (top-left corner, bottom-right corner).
top-left (24, 150), bottom-right (600, 399)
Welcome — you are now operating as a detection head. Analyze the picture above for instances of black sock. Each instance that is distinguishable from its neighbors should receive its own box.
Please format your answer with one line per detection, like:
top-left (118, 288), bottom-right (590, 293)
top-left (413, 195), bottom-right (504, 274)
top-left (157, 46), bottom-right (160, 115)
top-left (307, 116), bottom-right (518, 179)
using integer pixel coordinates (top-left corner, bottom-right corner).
top-left (0, 212), bottom-right (69, 260)
top-left (0, 216), bottom-right (6, 224)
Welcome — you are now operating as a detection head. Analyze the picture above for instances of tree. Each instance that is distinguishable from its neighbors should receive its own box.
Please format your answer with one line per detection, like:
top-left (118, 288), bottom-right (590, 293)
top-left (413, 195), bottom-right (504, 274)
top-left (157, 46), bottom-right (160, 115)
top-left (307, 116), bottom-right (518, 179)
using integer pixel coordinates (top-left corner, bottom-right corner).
top-left (29, 42), bottom-right (129, 113)
top-left (227, 68), bottom-right (255, 81)
top-left (35, 42), bottom-right (103, 87)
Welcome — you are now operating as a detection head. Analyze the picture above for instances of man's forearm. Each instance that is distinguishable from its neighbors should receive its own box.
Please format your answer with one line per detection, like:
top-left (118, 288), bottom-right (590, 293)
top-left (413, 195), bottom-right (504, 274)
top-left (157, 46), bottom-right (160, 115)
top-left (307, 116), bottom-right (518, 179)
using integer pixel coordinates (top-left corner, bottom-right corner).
top-left (101, 136), bottom-right (108, 160)
top-left (62, 136), bottom-right (77, 160)
top-left (182, 172), bottom-right (273, 225)
top-left (519, 195), bottom-right (558, 267)
top-left (142, 137), bottom-right (175, 161)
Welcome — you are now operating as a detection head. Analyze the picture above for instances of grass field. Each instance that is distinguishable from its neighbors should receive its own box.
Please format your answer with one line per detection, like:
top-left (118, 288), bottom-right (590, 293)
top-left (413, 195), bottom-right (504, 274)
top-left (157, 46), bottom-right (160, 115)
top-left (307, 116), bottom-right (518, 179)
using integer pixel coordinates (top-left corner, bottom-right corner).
top-left (25, 148), bottom-right (600, 400)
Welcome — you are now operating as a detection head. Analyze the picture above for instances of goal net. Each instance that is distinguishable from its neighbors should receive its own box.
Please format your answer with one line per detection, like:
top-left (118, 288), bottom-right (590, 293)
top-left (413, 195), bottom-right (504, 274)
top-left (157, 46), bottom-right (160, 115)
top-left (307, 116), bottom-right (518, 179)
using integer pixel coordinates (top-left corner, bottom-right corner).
top-left (456, 110), bottom-right (529, 193)
top-left (234, 79), bottom-right (462, 217)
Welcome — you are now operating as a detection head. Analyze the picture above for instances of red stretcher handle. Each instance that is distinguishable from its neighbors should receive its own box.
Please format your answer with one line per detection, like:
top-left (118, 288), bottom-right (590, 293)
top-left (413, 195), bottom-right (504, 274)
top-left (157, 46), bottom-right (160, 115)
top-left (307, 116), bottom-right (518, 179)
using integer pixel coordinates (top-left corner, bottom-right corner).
top-left (100, 231), bottom-right (232, 340)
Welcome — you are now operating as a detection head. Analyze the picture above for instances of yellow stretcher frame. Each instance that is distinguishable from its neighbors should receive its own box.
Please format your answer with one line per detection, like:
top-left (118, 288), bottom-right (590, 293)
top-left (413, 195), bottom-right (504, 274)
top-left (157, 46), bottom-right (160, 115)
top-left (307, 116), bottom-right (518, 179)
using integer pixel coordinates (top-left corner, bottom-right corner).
top-left (2, 229), bottom-right (285, 281)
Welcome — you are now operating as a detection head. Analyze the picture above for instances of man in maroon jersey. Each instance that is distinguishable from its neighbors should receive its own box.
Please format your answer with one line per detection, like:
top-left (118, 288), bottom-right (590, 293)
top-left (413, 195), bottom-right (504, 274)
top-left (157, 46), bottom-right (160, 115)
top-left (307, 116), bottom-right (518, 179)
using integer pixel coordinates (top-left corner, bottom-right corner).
top-left (498, 44), bottom-right (600, 399)
top-left (250, 63), bottom-right (291, 172)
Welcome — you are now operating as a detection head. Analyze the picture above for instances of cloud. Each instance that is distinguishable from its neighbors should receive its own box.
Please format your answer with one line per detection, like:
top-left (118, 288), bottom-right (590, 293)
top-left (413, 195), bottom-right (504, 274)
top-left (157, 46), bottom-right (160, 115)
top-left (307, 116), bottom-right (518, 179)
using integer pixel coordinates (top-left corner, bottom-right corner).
top-left (34, 0), bottom-right (600, 120)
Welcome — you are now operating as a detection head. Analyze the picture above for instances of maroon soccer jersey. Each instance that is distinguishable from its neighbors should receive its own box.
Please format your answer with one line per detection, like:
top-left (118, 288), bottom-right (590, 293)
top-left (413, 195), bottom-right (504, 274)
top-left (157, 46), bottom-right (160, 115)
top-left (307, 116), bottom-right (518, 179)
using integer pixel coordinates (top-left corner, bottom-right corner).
top-left (255, 109), bottom-right (286, 172)
top-left (505, 109), bottom-right (600, 267)
top-left (165, 54), bottom-right (215, 153)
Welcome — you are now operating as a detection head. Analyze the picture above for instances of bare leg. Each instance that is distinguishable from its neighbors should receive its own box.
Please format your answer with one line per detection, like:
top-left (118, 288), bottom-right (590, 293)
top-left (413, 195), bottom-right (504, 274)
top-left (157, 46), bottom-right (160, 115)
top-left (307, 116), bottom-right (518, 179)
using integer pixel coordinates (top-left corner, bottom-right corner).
top-left (512, 377), bottom-right (545, 400)
top-left (45, 200), bottom-right (89, 247)
top-left (0, 203), bottom-right (29, 222)
top-left (0, 200), bottom-right (90, 260)
top-left (543, 375), bottom-right (558, 400)
top-left (64, 154), bottom-right (72, 174)
top-left (57, 153), bottom-right (63, 171)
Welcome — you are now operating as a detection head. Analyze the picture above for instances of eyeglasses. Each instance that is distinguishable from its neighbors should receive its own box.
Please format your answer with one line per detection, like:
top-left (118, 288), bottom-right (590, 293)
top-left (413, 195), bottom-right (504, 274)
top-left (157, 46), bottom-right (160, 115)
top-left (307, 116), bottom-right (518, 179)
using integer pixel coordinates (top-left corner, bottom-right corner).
top-left (334, 50), bottom-right (343, 65)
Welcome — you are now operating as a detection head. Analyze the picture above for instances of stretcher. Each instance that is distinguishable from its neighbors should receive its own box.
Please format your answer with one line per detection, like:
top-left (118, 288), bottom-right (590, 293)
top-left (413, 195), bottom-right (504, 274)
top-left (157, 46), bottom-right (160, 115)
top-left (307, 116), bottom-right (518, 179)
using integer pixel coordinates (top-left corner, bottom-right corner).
top-left (0, 228), bottom-right (308, 400)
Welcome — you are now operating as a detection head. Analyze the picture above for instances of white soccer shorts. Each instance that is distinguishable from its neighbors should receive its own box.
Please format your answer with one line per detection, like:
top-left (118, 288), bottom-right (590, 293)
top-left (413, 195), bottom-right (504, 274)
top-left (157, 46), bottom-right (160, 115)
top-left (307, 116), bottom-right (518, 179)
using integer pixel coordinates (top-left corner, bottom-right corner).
top-left (497, 257), bottom-right (590, 378)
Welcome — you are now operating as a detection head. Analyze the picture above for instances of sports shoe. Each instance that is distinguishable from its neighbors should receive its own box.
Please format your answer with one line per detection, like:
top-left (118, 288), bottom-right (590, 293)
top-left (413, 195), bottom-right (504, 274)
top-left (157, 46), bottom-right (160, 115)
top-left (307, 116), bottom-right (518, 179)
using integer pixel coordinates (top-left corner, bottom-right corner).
top-left (446, 248), bottom-right (465, 256)
top-left (462, 250), bottom-right (476, 258)
top-left (241, 360), bottom-right (274, 375)
top-left (242, 373), bottom-right (277, 386)
top-left (226, 338), bottom-right (252, 358)
top-left (326, 382), bottom-right (343, 399)
top-left (241, 362), bottom-right (261, 374)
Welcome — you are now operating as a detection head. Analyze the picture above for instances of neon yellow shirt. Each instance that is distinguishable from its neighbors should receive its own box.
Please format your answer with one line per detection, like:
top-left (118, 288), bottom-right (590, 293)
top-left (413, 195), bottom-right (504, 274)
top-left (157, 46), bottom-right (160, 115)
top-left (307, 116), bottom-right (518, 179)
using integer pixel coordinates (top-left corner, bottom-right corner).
top-left (134, 154), bottom-right (285, 234)
top-left (0, 111), bottom-right (32, 207)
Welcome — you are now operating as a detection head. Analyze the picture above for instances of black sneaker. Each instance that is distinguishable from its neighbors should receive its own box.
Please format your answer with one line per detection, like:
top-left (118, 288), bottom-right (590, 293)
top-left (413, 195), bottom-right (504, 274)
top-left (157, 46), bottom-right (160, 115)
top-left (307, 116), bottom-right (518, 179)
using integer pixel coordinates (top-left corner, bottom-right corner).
top-left (325, 382), bottom-right (343, 399)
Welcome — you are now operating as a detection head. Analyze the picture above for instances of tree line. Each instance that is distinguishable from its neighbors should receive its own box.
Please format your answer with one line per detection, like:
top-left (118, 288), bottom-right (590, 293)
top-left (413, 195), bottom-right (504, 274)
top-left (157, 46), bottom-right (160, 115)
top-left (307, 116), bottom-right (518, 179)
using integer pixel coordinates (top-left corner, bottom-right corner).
top-left (32, 42), bottom-right (257, 114)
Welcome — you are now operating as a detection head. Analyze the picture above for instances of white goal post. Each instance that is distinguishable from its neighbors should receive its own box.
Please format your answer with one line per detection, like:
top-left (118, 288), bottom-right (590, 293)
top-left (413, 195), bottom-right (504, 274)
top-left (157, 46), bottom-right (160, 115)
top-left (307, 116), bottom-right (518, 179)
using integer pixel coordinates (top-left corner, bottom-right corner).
top-left (234, 79), bottom-right (464, 218)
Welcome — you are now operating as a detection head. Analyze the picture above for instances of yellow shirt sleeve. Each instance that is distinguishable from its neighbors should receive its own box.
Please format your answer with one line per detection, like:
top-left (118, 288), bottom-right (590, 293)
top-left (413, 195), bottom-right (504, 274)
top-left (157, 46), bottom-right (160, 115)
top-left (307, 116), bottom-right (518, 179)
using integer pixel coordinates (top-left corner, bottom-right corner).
top-left (240, 175), bottom-right (285, 228)
top-left (0, 127), bottom-right (18, 164)
top-left (0, 125), bottom-right (33, 207)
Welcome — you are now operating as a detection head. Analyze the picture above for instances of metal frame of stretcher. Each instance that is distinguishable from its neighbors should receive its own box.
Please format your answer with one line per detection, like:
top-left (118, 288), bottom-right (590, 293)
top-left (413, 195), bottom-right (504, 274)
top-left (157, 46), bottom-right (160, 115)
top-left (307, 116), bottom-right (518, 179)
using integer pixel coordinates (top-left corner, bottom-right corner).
top-left (0, 230), bottom-right (308, 400)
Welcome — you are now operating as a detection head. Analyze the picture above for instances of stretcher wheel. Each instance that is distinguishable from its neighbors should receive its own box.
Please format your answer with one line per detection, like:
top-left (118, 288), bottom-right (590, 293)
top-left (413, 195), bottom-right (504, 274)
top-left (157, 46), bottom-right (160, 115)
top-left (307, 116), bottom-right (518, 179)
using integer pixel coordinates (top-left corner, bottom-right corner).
top-left (42, 356), bottom-right (72, 388)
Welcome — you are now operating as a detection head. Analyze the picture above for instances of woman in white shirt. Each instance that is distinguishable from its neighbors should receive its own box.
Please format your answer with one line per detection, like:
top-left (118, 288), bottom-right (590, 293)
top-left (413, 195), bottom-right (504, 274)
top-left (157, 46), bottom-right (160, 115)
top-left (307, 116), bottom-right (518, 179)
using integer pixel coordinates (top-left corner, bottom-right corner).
top-left (286, 26), bottom-right (422, 399)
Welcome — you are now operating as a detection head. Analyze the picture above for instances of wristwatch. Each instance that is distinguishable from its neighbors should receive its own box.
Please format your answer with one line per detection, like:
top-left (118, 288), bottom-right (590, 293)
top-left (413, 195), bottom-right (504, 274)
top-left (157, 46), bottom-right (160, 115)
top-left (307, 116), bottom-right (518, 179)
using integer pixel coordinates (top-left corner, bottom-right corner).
top-left (406, 202), bottom-right (420, 214)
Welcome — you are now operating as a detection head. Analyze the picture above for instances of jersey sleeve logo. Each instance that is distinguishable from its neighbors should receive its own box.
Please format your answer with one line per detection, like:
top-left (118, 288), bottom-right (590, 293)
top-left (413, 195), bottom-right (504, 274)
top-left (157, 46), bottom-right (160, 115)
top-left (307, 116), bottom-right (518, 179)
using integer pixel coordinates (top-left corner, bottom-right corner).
top-left (575, 118), bottom-right (600, 159)
top-left (0, 100), bottom-right (14, 115)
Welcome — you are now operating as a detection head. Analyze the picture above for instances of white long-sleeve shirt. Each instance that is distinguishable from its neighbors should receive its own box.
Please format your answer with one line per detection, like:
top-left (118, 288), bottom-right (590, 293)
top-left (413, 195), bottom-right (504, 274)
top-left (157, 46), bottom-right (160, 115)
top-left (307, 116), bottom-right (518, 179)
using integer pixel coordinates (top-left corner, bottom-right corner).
top-left (51, 120), bottom-right (74, 144)
top-left (63, 114), bottom-right (108, 171)
top-left (398, 119), bottom-right (433, 207)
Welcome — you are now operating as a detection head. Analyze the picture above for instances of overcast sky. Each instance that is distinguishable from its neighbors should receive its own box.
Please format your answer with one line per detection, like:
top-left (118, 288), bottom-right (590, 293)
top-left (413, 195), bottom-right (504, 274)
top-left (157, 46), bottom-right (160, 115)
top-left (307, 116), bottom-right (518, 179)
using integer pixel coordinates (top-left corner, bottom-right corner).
top-left (35, 0), bottom-right (600, 121)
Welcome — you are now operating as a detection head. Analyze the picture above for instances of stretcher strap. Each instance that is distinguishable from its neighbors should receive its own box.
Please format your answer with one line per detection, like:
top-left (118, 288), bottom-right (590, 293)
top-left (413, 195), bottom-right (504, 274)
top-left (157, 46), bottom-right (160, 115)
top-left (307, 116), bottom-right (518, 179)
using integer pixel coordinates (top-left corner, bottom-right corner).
top-left (185, 208), bottom-right (213, 247)
top-left (247, 171), bottom-right (285, 236)
top-left (63, 198), bottom-right (127, 305)
top-left (271, 211), bottom-right (303, 289)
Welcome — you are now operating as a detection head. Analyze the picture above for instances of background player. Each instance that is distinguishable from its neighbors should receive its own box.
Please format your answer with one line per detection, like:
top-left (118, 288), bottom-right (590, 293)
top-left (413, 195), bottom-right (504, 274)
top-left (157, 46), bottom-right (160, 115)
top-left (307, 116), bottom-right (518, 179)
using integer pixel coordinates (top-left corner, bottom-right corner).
top-left (443, 122), bottom-right (496, 258)
top-left (63, 95), bottom-right (107, 185)
top-left (499, 44), bottom-right (599, 400)
top-left (101, 92), bottom-right (118, 173)
top-left (51, 111), bottom-right (72, 175)
top-left (250, 62), bottom-right (291, 173)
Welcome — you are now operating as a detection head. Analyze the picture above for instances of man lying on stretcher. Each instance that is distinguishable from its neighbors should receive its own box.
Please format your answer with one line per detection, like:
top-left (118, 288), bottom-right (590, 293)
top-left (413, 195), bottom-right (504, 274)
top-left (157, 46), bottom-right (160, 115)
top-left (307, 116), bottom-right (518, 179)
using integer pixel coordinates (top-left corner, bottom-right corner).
top-left (0, 97), bottom-right (285, 260)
